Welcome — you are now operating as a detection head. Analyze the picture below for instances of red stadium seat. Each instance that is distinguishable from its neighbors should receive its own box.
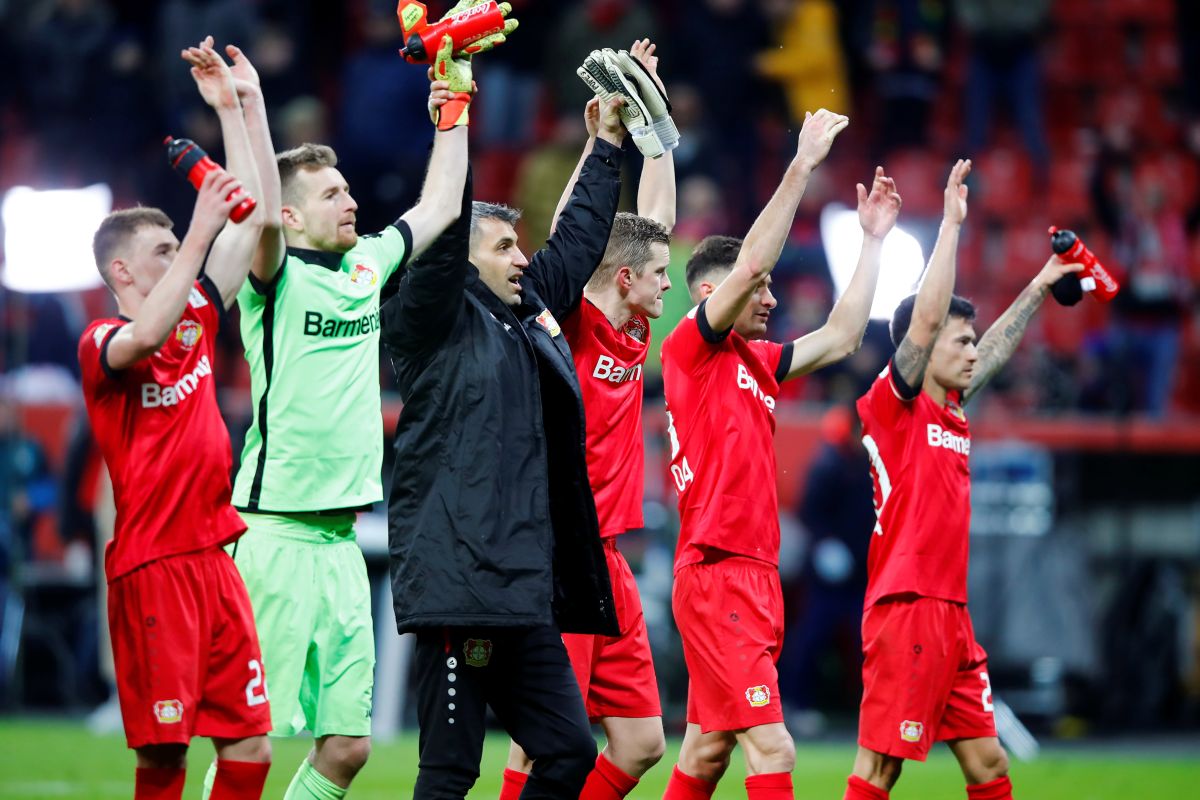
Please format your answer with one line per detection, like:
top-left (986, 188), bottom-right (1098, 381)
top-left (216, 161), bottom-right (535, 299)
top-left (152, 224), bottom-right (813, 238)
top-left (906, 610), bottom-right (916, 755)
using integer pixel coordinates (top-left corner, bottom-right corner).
top-left (973, 148), bottom-right (1036, 222)
top-left (1047, 156), bottom-right (1095, 226)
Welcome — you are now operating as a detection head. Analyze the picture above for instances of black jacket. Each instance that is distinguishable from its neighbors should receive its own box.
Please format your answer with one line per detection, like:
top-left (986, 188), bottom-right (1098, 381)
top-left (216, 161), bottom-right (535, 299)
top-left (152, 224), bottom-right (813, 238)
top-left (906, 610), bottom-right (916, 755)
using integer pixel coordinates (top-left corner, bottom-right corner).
top-left (381, 140), bottom-right (623, 636)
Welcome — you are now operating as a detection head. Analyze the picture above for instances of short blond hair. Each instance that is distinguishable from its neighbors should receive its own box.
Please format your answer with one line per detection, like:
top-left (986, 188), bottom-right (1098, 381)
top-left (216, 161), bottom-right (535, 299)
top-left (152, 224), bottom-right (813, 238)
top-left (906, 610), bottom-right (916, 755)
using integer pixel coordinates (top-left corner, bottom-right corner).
top-left (586, 213), bottom-right (670, 292)
top-left (92, 207), bottom-right (173, 289)
top-left (277, 143), bottom-right (338, 205)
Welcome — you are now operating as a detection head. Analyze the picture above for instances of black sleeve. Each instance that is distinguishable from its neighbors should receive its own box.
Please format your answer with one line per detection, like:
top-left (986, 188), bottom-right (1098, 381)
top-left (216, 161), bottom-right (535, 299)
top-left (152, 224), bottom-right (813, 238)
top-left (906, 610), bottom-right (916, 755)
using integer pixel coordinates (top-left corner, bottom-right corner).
top-left (526, 138), bottom-right (624, 319)
top-left (247, 253), bottom-right (286, 295)
top-left (775, 342), bottom-right (794, 384)
top-left (197, 274), bottom-right (229, 332)
top-left (888, 356), bottom-right (921, 400)
top-left (696, 298), bottom-right (733, 344)
top-left (98, 324), bottom-right (126, 379)
top-left (380, 168), bottom-right (472, 356)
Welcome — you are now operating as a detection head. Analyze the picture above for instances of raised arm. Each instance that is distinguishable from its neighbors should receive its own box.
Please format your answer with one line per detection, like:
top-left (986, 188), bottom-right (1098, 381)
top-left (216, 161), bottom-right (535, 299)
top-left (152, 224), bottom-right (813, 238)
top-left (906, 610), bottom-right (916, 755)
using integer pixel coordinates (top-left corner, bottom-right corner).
top-left (630, 39), bottom-right (675, 230)
top-left (892, 158), bottom-right (971, 394)
top-left (222, 42), bottom-right (285, 288)
top-left (180, 39), bottom-right (265, 308)
top-left (785, 166), bottom-right (901, 379)
top-left (105, 172), bottom-right (242, 369)
top-left (549, 99), bottom-right (600, 235)
top-left (702, 109), bottom-right (848, 333)
top-left (961, 255), bottom-right (1083, 404)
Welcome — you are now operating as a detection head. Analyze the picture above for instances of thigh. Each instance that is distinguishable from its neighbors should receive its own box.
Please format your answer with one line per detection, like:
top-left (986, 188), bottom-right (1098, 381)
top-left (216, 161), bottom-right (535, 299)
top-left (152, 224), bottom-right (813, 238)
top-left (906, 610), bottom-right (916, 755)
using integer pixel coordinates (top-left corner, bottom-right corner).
top-left (108, 558), bottom-right (205, 749)
top-left (939, 611), bottom-right (998, 743)
top-left (857, 598), bottom-right (958, 762)
top-left (195, 550), bottom-right (273, 741)
top-left (413, 628), bottom-right (489, 780)
top-left (487, 626), bottom-right (594, 762)
top-left (586, 548), bottom-right (661, 720)
top-left (672, 561), bottom-right (784, 733)
top-left (312, 538), bottom-right (376, 738)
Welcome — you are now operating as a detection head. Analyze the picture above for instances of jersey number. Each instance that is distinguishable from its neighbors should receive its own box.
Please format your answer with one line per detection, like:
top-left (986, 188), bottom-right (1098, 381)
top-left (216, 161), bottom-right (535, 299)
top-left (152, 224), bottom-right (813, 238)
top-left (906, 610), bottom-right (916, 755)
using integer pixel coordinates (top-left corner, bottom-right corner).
top-left (980, 671), bottom-right (994, 713)
top-left (861, 434), bottom-right (891, 536)
top-left (671, 458), bottom-right (694, 493)
top-left (246, 659), bottom-right (268, 707)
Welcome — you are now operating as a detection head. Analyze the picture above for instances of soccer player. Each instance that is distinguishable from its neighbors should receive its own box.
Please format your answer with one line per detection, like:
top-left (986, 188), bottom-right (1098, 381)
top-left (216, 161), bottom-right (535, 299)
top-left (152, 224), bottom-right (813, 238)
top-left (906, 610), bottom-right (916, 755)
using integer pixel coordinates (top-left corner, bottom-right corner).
top-left (659, 109), bottom-right (903, 800)
top-left (212, 37), bottom-right (474, 799)
top-left (79, 43), bottom-right (271, 800)
top-left (500, 38), bottom-right (676, 800)
top-left (840, 161), bottom-right (1082, 800)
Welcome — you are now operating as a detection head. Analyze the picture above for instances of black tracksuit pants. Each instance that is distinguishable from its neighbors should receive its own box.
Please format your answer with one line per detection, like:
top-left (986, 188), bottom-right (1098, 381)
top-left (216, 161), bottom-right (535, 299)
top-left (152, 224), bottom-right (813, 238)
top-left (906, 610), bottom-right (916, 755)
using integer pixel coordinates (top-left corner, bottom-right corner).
top-left (412, 625), bottom-right (595, 799)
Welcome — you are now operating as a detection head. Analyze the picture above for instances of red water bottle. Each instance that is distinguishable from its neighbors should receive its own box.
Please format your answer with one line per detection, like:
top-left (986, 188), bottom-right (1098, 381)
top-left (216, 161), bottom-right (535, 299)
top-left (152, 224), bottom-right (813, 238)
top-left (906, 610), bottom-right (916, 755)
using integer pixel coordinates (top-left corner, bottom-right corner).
top-left (164, 136), bottom-right (257, 224)
top-left (397, 0), bottom-right (507, 63)
top-left (1048, 226), bottom-right (1120, 303)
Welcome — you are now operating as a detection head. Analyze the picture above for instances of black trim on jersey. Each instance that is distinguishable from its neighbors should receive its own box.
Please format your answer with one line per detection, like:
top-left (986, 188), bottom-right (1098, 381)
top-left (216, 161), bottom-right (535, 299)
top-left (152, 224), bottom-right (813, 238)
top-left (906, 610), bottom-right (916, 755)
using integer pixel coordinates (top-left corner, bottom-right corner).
top-left (285, 245), bottom-right (342, 273)
top-left (248, 251), bottom-right (286, 295)
top-left (389, 220), bottom-right (415, 269)
top-left (98, 323), bottom-right (127, 380)
top-left (246, 286), bottom-right (278, 511)
top-left (197, 274), bottom-right (228, 332)
top-left (889, 356), bottom-right (921, 400)
top-left (775, 342), bottom-right (794, 384)
top-left (696, 298), bottom-right (733, 344)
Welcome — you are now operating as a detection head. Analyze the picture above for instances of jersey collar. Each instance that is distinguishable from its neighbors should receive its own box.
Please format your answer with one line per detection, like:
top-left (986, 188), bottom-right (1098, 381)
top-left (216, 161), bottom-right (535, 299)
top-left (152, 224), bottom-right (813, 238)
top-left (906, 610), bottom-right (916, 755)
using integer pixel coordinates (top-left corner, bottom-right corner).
top-left (286, 246), bottom-right (343, 272)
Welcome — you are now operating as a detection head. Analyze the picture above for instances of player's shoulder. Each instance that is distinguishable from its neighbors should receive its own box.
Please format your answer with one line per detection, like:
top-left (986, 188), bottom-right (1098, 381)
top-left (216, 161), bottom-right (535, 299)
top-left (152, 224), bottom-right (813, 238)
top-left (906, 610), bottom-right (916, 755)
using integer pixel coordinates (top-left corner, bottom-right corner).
top-left (80, 318), bottom-right (124, 353)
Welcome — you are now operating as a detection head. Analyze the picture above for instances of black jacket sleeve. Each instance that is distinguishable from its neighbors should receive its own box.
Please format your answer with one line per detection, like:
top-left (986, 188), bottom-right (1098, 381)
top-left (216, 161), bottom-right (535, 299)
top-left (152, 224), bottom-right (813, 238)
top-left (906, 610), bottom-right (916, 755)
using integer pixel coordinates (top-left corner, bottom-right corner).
top-left (381, 168), bottom-right (473, 356)
top-left (526, 138), bottom-right (623, 320)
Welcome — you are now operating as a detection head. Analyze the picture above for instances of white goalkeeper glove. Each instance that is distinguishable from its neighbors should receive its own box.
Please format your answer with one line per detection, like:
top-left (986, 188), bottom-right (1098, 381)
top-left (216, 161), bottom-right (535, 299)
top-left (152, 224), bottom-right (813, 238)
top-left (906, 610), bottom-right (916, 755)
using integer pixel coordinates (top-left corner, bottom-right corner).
top-left (602, 48), bottom-right (679, 151)
top-left (577, 49), bottom-right (665, 159)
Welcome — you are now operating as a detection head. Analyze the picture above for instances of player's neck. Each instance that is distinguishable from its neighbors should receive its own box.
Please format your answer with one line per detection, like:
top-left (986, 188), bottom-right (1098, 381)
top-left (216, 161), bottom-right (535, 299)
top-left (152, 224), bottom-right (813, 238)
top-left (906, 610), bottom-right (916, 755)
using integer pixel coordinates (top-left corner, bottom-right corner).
top-left (924, 375), bottom-right (949, 406)
top-left (114, 288), bottom-right (143, 321)
top-left (587, 288), bottom-right (634, 331)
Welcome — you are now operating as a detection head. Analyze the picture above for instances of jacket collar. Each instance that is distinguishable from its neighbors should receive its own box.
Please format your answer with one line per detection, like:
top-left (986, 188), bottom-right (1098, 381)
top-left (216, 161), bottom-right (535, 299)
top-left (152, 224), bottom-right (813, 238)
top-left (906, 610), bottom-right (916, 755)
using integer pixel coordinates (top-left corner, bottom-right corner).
top-left (465, 266), bottom-right (526, 325)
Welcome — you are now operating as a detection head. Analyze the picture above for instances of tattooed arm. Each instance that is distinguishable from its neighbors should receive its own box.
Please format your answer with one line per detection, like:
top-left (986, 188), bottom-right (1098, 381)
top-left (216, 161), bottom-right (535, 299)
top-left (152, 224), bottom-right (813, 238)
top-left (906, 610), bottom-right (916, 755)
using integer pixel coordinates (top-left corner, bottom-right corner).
top-left (962, 255), bottom-right (1084, 405)
top-left (891, 159), bottom-right (971, 395)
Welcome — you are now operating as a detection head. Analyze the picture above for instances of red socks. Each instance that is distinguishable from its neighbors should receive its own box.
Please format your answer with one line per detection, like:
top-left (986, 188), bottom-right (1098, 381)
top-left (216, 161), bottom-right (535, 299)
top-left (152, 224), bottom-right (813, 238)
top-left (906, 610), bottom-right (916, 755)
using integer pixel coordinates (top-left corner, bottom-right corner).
top-left (499, 767), bottom-right (529, 800)
top-left (663, 765), bottom-right (717, 800)
top-left (210, 760), bottom-right (270, 799)
top-left (745, 772), bottom-right (793, 800)
top-left (967, 776), bottom-right (1013, 800)
top-left (844, 775), bottom-right (889, 800)
top-left (580, 753), bottom-right (639, 800)
top-left (135, 767), bottom-right (185, 800)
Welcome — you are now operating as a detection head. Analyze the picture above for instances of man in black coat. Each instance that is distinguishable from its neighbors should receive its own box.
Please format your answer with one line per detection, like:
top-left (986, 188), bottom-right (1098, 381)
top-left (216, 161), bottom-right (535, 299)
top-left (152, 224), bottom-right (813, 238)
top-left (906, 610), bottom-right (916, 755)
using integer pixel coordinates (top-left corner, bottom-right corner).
top-left (381, 98), bottom-right (628, 800)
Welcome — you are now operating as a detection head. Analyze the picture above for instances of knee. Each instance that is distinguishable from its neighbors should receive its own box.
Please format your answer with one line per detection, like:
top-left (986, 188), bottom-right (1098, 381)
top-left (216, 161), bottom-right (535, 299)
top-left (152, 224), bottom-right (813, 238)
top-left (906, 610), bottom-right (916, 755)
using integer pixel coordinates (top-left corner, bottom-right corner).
top-left (852, 748), bottom-right (903, 791)
top-left (328, 736), bottom-right (372, 776)
top-left (530, 728), bottom-right (596, 789)
top-left (237, 736), bottom-right (272, 764)
top-left (136, 744), bottom-right (188, 770)
top-left (964, 744), bottom-right (1009, 785)
top-left (609, 726), bottom-right (666, 776)
top-left (679, 738), bottom-right (734, 783)
top-left (744, 727), bottom-right (795, 775)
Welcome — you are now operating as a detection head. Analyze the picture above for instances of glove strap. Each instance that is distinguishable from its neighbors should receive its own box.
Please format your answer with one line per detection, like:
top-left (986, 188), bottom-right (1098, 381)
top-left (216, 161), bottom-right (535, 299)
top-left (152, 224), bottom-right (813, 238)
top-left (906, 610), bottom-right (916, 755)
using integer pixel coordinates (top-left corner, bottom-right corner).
top-left (436, 92), bottom-right (472, 131)
top-left (652, 116), bottom-right (680, 151)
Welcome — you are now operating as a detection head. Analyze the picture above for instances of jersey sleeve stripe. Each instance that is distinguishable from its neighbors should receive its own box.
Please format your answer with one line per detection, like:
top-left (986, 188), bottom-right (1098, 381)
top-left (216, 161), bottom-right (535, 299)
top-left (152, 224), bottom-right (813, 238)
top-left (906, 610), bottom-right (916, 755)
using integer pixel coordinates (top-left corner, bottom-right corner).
top-left (391, 220), bottom-right (415, 270)
top-left (888, 357), bottom-right (920, 400)
top-left (198, 274), bottom-right (228, 332)
top-left (696, 298), bottom-right (732, 345)
top-left (244, 289), bottom-right (278, 511)
top-left (98, 323), bottom-right (127, 380)
top-left (775, 342), bottom-right (794, 383)
top-left (247, 257), bottom-right (285, 295)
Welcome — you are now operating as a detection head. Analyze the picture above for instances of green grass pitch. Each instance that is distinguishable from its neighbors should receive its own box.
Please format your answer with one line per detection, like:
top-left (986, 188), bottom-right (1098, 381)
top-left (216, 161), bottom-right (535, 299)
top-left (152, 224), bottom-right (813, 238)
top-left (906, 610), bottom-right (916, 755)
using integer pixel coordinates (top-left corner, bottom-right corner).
top-left (2, 720), bottom-right (1197, 798)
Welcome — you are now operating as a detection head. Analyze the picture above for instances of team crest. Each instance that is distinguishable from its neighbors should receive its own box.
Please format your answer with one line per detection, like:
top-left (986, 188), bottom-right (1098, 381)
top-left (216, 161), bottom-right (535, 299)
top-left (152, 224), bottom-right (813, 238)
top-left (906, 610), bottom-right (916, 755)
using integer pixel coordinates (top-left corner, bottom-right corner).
top-left (899, 720), bottom-right (924, 743)
top-left (350, 264), bottom-right (378, 287)
top-left (92, 323), bottom-right (116, 348)
top-left (623, 316), bottom-right (648, 343)
top-left (947, 401), bottom-right (966, 422)
top-left (745, 685), bottom-right (771, 708)
top-left (536, 308), bottom-right (561, 337)
top-left (463, 638), bottom-right (493, 667)
top-left (154, 699), bottom-right (184, 724)
top-left (174, 320), bottom-right (203, 350)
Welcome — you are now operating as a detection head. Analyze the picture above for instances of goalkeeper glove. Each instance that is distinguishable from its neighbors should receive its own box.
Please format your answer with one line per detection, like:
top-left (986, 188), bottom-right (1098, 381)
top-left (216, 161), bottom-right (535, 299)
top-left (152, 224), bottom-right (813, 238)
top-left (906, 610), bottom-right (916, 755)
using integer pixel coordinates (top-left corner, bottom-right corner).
top-left (577, 49), bottom-right (664, 158)
top-left (432, 36), bottom-right (473, 131)
top-left (603, 48), bottom-right (679, 151)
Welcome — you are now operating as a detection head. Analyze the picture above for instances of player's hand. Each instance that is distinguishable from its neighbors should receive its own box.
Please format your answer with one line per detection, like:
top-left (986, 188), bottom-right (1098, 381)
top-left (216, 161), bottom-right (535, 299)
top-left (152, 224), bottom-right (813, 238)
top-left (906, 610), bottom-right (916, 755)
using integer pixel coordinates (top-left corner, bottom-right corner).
top-left (794, 108), bottom-right (849, 172)
top-left (629, 37), bottom-right (666, 95)
top-left (857, 166), bottom-right (902, 240)
top-left (427, 76), bottom-right (475, 125)
top-left (596, 96), bottom-right (627, 146)
top-left (223, 42), bottom-right (262, 102)
top-left (583, 97), bottom-right (601, 139)
top-left (943, 158), bottom-right (971, 226)
top-left (191, 168), bottom-right (243, 240)
top-left (457, 3), bottom-right (519, 57)
top-left (1032, 254), bottom-right (1085, 292)
top-left (181, 37), bottom-right (239, 111)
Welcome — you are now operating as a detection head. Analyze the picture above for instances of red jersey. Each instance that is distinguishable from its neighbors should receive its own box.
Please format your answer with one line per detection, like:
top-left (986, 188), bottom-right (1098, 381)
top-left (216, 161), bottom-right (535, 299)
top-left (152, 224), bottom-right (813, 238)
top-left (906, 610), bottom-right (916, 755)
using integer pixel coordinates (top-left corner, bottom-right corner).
top-left (660, 301), bottom-right (791, 569)
top-left (856, 363), bottom-right (972, 608)
top-left (562, 299), bottom-right (648, 538)
top-left (79, 277), bottom-right (245, 581)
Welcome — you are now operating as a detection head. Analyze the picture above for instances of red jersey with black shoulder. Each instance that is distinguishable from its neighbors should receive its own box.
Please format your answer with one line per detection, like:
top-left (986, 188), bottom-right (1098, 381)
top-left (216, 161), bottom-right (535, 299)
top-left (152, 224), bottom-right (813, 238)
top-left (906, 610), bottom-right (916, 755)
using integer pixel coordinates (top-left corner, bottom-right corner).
top-left (856, 362), bottom-right (972, 609)
top-left (562, 298), bottom-right (649, 538)
top-left (79, 277), bottom-right (245, 582)
top-left (660, 300), bottom-right (792, 569)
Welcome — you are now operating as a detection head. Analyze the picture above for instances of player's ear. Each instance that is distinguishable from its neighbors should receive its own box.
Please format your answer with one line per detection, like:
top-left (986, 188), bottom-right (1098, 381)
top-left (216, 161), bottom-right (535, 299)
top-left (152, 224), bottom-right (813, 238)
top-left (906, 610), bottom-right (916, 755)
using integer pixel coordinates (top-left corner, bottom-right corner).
top-left (109, 258), bottom-right (134, 287)
top-left (618, 265), bottom-right (633, 290)
top-left (281, 204), bottom-right (303, 233)
top-left (699, 280), bottom-right (716, 299)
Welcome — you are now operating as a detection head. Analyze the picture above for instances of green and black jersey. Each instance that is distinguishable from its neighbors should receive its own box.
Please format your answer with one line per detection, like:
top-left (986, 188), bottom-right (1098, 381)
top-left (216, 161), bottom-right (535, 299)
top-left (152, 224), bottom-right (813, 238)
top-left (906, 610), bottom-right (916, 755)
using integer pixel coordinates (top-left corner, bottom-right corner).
top-left (232, 223), bottom-right (412, 512)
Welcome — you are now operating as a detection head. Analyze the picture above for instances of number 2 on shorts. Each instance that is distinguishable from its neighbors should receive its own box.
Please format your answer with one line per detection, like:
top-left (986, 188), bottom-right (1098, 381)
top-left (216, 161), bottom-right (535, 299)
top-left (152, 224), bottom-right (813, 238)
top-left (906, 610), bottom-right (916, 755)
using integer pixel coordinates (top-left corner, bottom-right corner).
top-left (979, 671), bottom-right (994, 712)
top-left (246, 658), bottom-right (269, 707)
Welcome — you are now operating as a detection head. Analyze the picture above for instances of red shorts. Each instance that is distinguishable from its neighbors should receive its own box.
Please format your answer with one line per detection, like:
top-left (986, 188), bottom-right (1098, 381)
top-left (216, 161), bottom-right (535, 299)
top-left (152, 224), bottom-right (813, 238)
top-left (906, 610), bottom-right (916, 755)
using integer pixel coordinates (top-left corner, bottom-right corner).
top-left (108, 547), bottom-right (271, 749)
top-left (673, 555), bottom-right (784, 733)
top-left (562, 538), bottom-right (661, 720)
top-left (858, 596), bottom-right (997, 761)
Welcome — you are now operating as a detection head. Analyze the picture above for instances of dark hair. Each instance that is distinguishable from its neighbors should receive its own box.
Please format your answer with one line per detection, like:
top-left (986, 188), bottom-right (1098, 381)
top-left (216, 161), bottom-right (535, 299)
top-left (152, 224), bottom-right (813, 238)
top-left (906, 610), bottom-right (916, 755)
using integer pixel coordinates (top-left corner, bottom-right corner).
top-left (276, 143), bottom-right (338, 204)
top-left (889, 293), bottom-right (977, 348)
top-left (587, 212), bottom-right (671, 291)
top-left (469, 201), bottom-right (522, 248)
top-left (685, 235), bottom-right (742, 292)
top-left (92, 207), bottom-right (174, 289)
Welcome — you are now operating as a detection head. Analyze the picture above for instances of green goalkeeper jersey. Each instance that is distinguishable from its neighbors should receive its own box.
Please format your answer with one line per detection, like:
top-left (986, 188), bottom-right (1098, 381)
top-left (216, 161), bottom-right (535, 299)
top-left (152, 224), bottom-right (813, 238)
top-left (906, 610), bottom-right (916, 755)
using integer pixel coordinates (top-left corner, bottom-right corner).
top-left (232, 223), bottom-right (412, 512)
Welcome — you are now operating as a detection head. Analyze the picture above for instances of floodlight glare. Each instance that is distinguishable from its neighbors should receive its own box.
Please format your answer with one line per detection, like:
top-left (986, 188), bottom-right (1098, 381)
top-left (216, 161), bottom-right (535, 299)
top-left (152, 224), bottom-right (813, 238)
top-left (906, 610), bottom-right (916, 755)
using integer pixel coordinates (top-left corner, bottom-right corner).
top-left (2, 184), bottom-right (112, 293)
top-left (819, 204), bottom-right (927, 321)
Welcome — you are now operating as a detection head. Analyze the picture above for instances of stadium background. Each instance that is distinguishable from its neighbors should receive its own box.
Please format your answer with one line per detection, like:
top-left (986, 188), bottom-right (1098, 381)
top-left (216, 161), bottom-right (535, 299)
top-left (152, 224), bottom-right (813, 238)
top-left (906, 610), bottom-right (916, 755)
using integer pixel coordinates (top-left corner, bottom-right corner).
top-left (0, 0), bottom-right (1198, 796)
